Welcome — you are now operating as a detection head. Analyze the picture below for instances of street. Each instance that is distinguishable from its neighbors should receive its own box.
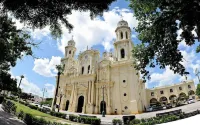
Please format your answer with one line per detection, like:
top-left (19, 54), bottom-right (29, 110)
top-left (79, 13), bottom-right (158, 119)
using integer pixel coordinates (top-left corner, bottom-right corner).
top-left (0, 104), bottom-right (26, 125)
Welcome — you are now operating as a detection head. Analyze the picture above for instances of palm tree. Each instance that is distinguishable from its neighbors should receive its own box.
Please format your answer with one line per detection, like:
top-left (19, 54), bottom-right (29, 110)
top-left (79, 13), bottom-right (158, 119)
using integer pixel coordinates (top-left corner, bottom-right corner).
top-left (52, 64), bottom-right (65, 111)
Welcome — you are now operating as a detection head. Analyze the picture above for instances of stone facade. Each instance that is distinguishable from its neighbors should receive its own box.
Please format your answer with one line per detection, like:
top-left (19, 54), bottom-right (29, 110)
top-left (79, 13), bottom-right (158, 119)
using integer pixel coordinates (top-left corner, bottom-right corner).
top-left (52, 19), bottom-right (196, 115)
top-left (146, 80), bottom-right (196, 106)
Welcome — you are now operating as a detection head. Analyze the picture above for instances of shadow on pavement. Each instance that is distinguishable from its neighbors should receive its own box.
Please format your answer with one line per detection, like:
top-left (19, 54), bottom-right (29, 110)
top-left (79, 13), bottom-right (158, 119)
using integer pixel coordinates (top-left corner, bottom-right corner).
top-left (0, 110), bottom-right (26, 125)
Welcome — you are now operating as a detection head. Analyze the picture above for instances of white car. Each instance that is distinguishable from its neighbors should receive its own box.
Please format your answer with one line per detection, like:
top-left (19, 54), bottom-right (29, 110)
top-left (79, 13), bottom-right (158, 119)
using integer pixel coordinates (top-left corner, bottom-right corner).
top-left (187, 99), bottom-right (195, 104)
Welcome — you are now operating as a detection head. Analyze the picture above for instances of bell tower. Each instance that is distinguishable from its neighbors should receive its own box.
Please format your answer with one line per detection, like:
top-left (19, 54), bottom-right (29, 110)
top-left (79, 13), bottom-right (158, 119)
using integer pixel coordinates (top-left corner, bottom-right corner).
top-left (114, 19), bottom-right (133, 61)
top-left (65, 36), bottom-right (76, 58)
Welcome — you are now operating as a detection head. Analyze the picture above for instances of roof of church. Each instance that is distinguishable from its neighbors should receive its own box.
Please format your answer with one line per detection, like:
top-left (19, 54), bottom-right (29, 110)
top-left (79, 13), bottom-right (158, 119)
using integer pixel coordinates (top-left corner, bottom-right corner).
top-left (117, 19), bottom-right (128, 27)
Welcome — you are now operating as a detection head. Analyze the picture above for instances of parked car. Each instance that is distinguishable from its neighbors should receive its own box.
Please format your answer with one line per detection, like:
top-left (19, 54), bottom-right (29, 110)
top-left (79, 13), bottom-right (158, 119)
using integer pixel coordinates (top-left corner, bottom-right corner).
top-left (147, 106), bottom-right (153, 112)
top-left (166, 103), bottom-right (172, 109)
top-left (187, 99), bottom-right (195, 104)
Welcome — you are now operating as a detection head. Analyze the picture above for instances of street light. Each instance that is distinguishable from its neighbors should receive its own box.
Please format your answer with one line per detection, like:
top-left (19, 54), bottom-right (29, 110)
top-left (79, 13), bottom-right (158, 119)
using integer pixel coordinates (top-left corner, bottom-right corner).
top-left (41, 88), bottom-right (47, 107)
top-left (101, 85), bottom-right (106, 117)
top-left (18, 75), bottom-right (24, 102)
top-left (58, 89), bottom-right (64, 112)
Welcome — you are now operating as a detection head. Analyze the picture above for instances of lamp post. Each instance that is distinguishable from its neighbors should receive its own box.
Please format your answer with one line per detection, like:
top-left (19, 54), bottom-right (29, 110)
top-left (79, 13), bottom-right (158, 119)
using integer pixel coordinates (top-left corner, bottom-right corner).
top-left (18, 75), bottom-right (24, 102)
top-left (58, 89), bottom-right (63, 112)
top-left (101, 85), bottom-right (106, 117)
top-left (41, 88), bottom-right (47, 107)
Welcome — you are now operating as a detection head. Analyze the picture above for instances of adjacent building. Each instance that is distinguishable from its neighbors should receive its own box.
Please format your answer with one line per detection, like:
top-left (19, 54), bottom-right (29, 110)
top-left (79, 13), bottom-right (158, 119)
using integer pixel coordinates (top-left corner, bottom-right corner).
top-left (52, 19), bottom-right (196, 115)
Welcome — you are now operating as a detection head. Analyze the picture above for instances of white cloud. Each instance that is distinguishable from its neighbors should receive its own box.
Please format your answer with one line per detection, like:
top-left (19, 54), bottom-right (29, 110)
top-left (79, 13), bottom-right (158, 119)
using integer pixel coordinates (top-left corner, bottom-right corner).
top-left (14, 75), bottom-right (42, 96)
top-left (44, 83), bottom-right (55, 98)
top-left (33, 56), bottom-right (61, 77)
top-left (57, 8), bottom-right (138, 54)
top-left (148, 67), bottom-right (183, 87)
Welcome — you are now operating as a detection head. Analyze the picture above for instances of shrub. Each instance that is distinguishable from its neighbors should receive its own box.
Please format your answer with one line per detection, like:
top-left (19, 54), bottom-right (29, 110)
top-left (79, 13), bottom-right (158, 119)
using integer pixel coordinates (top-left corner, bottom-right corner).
top-left (132, 119), bottom-right (141, 124)
top-left (0, 95), bottom-right (4, 104)
top-left (112, 119), bottom-right (122, 125)
top-left (23, 113), bottom-right (33, 125)
top-left (18, 110), bottom-right (24, 119)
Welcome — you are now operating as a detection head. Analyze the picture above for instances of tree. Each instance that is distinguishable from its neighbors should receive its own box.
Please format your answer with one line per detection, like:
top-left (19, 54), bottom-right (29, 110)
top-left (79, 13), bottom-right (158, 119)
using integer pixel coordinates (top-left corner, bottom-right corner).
top-left (41, 98), bottom-right (53, 106)
top-left (129, 0), bottom-right (200, 81)
top-left (0, 71), bottom-right (17, 93)
top-left (52, 64), bottom-right (65, 111)
top-left (0, 15), bottom-right (34, 93)
top-left (0, 0), bottom-right (116, 38)
top-left (196, 84), bottom-right (200, 98)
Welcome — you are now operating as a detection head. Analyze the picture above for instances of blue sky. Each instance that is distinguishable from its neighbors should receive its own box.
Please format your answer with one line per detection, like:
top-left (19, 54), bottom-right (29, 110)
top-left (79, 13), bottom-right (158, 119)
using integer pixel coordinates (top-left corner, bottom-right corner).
top-left (11, 0), bottom-right (200, 98)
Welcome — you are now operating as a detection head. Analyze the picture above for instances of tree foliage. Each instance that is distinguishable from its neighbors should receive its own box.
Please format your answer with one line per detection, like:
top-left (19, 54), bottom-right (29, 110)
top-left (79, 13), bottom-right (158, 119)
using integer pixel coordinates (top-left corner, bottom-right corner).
top-left (0, 0), bottom-right (116, 38)
top-left (41, 98), bottom-right (53, 106)
top-left (196, 84), bottom-right (200, 97)
top-left (129, 0), bottom-right (200, 81)
top-left (0, 15), bottom-right (33, 92)
top-left (0, 71), bottom-right (17, 92)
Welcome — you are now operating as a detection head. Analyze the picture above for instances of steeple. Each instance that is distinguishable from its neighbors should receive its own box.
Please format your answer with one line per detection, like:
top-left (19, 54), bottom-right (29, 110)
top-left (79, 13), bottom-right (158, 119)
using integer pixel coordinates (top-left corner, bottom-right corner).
top-left (114, 19), bottom-right (133, 61)
top-left (65, 36), bottom-right (76, 58)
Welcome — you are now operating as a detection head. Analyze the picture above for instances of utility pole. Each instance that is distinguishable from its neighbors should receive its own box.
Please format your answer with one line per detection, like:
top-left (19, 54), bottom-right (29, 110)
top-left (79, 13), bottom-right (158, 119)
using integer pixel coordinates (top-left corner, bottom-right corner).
top-left (41, 88), bottom-right (47, 107)
top-left (195, 68), bottom-right (200, 83)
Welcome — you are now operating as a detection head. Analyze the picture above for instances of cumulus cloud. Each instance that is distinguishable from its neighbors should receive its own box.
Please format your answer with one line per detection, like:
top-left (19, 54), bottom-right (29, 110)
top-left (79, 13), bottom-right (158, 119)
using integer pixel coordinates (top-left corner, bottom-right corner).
top-left (10, 73), bottom-right (55, 98)
top-left (33, 56), bottom-right (61, 77)
top-left (148, 50), bottom-right (200, 88)
top-left (44, 83), bottom-right (55, 98)
top-left (57, 8), bottom-right (138, 54)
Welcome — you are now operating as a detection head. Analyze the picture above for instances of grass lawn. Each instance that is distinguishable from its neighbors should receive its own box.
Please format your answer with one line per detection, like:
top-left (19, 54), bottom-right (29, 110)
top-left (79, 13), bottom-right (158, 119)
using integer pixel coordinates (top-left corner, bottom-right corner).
top-left (12, 101), bottom-right (84, 125)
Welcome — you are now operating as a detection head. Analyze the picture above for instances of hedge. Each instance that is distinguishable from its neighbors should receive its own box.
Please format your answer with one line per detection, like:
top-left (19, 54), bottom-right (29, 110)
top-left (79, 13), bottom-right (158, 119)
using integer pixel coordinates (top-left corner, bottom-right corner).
top-left (112, 119), bottom-right (122, 125)
top-left (2, 99), bottom-right (70, 125)
top-left (69, 114), bottom-right (101, 125)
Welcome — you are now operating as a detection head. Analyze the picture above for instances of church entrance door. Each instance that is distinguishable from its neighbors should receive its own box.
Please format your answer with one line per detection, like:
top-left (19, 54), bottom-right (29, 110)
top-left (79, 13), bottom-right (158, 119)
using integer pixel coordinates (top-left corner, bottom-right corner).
top-left (100, 101), bottom-right (106, 114)
top-left (65, 100), bottom-right (69, 111)
top-left (77, 96), bottom-right (84, 113)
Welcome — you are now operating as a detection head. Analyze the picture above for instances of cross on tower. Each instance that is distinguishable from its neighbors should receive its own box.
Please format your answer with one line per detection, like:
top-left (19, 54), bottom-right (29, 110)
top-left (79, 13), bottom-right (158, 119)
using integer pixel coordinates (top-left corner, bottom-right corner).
top-left (72, 35), bottom-right (74, 40)
top-left (120, 14), bottom-right (123, 20)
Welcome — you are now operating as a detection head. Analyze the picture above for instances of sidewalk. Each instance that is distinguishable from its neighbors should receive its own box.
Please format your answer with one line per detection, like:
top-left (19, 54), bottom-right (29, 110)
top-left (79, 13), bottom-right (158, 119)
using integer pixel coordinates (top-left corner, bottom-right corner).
top-left (0, 104), bottom-right (26, 125)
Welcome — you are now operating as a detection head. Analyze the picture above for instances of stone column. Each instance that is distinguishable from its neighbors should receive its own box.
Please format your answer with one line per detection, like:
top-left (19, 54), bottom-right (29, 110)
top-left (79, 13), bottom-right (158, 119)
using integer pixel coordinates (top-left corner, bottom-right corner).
top-left (70, 83), bottom-right (74, 105)
top-left (72, 83), bottom-right (77, 112)
top-left (88, 81), bottom-right (91, 104)
top-left (108, 86), bottom-right (110, 107)
top-left (95, 86), bottom-right (99, 114)
top-left (82, 91), bottom-right (87, 113)
top-left (91, 81), bottom-right (94, 104)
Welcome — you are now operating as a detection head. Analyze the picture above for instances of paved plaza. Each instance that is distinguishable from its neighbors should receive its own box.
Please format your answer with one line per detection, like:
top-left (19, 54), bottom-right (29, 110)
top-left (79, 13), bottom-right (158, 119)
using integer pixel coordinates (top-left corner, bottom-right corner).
top-left (61, 100), bottom-right (200, 124)
top-left (0, 104), bottom-right (26, 125)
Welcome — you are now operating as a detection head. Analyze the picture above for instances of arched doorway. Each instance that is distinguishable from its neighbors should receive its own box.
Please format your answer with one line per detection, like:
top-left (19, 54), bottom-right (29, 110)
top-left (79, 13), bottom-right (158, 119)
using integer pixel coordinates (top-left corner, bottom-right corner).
top-left (169, 95), bottom-right (177, 101)
top-left (77, 96), bottom-right (84, 113)
top-left (188, 90), bottom-right (195, 99)
top-left (150, 98), bottom-right (158, 106)
top-left (65, 100), bottom-right (69, 111)
top-left (159, 96), bottom-right (168, 105)
top-left (178, 92), bottom-right (187, 102)
top-left (100, 101), bottom-right (106, 114)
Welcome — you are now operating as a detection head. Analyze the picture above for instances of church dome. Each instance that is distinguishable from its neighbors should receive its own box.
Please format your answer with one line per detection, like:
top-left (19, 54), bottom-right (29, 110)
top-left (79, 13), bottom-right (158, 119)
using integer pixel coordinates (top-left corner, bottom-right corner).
top-left (117, 19), bottom-right (128, 27)
top-left (68, 39), bottom-right (75, 46)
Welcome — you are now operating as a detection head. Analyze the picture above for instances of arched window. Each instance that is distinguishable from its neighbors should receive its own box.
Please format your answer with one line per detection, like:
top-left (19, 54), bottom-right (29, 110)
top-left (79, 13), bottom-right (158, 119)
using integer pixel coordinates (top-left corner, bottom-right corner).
top-left (120, 32), bottom-right (123, 39)
top-left (126, 32), bottom-right (128, 39)
top-left (121, 49), bottom-right (125, 59)
top-left (69, 50), bottom-right (71, 54)
top-left (88, 65), bottom-right (90, 74)
top-left (82, 67), bottom-right (84, 74)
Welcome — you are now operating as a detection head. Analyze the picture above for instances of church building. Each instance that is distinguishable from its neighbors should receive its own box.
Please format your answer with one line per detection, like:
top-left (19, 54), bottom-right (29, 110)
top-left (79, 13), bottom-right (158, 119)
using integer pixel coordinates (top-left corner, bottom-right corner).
top-left (52, 19), bottom-right (196, 115)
